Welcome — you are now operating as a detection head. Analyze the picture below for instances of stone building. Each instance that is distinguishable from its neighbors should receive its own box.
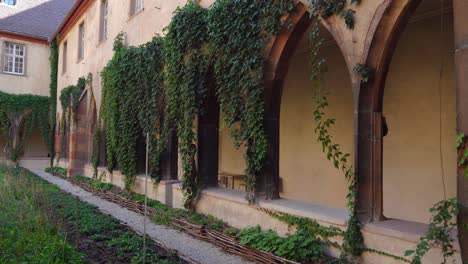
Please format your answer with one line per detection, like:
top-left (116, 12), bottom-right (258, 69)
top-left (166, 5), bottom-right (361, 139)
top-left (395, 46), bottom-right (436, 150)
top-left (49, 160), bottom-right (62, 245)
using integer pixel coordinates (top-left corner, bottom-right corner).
top-left (51, 0), bottom-right (468, 263)
top-left (0, 0), bottom-right (74, 168)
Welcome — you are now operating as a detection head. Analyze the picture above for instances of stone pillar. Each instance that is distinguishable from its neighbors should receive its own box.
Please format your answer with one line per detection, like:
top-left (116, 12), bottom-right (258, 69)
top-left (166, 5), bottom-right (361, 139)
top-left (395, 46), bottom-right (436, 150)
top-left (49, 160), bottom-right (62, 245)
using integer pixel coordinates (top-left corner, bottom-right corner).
top-left (453, 0), bottom-right (468, 260)
top-left (160, 127), bottom-right (178, 180)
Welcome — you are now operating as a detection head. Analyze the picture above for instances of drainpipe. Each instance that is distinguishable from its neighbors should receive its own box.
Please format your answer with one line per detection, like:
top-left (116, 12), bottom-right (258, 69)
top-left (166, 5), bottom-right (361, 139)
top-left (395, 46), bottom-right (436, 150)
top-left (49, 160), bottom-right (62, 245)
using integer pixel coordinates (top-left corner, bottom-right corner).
top-left (453, 0), bottom-right (468, 261)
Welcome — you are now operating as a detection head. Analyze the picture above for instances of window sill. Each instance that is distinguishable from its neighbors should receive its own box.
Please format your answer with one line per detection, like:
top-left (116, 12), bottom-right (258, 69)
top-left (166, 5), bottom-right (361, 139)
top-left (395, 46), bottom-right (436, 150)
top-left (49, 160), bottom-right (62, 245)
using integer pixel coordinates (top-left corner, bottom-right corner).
top-left (364, 219), bottom-right (459, 248)
top-left (259, 198), bottom-right (349, 227)
top-left (97, 37), bottom-right (107, 47)
top-left (2, 71), bottom-right (26, 77)
top-left (128, 8), bottom-right (144, 22)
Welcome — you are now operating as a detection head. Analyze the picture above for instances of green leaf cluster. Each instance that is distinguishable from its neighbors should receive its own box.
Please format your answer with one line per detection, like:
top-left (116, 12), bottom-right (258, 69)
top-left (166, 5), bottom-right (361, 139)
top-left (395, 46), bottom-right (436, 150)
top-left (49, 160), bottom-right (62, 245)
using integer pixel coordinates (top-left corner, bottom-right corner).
top-left (100, 33), bottom-right (166, 189)
top-left (237, 226), bottom-right (324, 262)
top-left (404, 198), bottom-right (458, 264)
top-left (164, 1), bottom-right (209, 209)
top-left (457, 133), bottom-right (468, 178)
top-left (49, 40), bottom-right (59, 165)
top-left (0, 92), bottom-right (51, 163)
top-left (208, 0), bottom-right (294, 203)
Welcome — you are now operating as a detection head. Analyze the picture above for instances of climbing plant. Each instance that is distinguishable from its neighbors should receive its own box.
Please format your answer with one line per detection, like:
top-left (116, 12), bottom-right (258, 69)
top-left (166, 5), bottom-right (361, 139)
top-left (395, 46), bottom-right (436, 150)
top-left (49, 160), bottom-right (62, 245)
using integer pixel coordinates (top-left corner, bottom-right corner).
top-left (0, 92), bottom-right (51, 164)
top-left (101, 33), bottom-right (166, 189)
top-left (306, 0), bottom-right (363, 262)
top-left (404, 198), bottom-right (458, 264)
top-left (164, 0), bottom-right (209, 209)
top-left (49, 39), bottom-right (59, 166)
top-left (58, 76), bottom-right (86, 162)
top-left (457, 133), bottom-right (468, 178)
top-left (208, 0), bottom-right (294, 203)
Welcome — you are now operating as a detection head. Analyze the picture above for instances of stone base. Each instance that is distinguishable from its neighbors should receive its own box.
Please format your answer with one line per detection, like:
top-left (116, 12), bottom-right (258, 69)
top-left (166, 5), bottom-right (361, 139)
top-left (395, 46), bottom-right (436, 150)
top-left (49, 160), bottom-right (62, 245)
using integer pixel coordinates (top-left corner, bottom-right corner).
top-left (72, 166), bottom-right (462, 264)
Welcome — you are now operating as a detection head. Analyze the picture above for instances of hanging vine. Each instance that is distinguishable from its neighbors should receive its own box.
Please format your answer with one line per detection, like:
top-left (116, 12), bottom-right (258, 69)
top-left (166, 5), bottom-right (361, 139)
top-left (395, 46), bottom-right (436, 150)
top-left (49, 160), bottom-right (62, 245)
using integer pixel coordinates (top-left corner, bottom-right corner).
top-left (0, 92), bottom-right (51, 164)
top-left (101, 33), bottom-right (166, 190)
top-left (404, 198), bottom-right (458, 264)
top-left (49, 39), bottom-right (59, 166)
top-left (457, 133), bottom-right (468, 178)
top-left (207, 0), bottom-right (294, 203)
top-left (306, 0), bottom-right (363, 262)
top-left (164, 0), bottom-right (209, 209)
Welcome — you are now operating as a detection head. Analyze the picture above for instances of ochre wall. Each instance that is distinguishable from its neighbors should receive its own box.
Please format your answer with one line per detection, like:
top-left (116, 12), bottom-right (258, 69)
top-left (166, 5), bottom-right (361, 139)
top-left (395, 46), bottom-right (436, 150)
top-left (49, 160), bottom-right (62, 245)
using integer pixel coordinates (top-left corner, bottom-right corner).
top-left (383, 14), bottom-right (456, 224)
top-left (0, 36), bottom-right (50, 96)
top-left (279, 35), bottom-right (353, 210)
top-left (57, 0), bottom-right (194, 116)
top-left (23, 128), bottom-right (49, 158)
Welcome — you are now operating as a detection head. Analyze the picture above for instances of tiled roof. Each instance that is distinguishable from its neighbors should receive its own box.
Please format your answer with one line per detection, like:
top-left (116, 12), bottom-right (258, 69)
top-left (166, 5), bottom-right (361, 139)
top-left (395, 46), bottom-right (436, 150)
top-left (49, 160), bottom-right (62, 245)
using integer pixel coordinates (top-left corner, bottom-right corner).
top-left (0, 0), bottom-right (76, 40)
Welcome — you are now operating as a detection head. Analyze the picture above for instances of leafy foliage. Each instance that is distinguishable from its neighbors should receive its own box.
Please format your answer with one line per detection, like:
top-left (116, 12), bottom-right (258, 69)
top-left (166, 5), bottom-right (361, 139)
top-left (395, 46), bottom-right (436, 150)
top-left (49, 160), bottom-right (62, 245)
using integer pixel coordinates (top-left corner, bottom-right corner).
top-left (208, 0), bottom-right (294, 202)
top-left (164, 1), bottom-right (209, 209)
top-left (49, 39), bottom-right (59, 166)
top-left (457, 133), bottom-right (468, 178)
top-left (0, 166), bottom-right (85, 263)
top-left (404, 198), bottom-right (458, 264)
top-left (0, 92), bottom-right (51, 163)
top-left (306, 0), bottom-right (364, 261)
top-left (101, 33), bottom-right (166, 189)
top-left (237, 226), bottom-right (324, 262)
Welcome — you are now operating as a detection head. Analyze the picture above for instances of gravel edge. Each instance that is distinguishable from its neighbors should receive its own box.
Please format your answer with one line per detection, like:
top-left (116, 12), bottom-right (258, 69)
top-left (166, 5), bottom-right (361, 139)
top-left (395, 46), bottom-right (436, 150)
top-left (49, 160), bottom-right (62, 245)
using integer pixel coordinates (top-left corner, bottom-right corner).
top-left (32, 170), bottom-right (251, 264)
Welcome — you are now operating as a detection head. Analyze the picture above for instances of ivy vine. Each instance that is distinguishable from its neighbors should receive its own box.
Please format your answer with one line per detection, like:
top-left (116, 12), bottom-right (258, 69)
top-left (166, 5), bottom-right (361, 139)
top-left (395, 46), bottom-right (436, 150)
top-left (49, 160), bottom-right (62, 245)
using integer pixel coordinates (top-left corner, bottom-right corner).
top-left (49, 39), bottom-right (59, 166)
top-left (0, 92), bottom-right (51, 164)
top-left (457, 133), bottom-right (468, 178)
top-left (164, 1), bottom-right (209, 209)
top-left (404, 198), bottom-right (458, 264)
top-left (101, 33), bottom-right (166, 189)
top-left (307, 0), bottom-right (363, 261)
top-left (208, 0), bottom-right (294, 203)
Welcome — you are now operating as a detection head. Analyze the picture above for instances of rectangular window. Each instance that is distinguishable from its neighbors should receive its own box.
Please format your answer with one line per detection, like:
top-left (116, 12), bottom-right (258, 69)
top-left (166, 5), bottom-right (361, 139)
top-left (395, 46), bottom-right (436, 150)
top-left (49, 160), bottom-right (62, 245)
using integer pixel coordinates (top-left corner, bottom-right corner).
top-left (3, 42), bottom-right (25, 75)
top-left (1, 0), bottom-right (16, 6)
top-left (62, 41), bottom-right (67, 73)
top-left (130, 0), bottom-right (143, 17)
top-left (78, 22), bottom-right (85, 60)
top-left (99, 0), bottom-right (108, 42)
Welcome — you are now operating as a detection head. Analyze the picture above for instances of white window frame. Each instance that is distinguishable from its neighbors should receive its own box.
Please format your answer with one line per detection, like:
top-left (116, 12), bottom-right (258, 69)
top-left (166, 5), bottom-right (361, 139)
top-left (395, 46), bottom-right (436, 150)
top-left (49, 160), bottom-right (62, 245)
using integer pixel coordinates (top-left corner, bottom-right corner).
top-left (100, 0), bottom-right (109, 42)
top-left (130, 0), bottom-right (143, 17)
top-left (3, 42), bottom-right (25, 75)
top-left (62, 41), bottom-right (67, 74)
top-left (1, 0), bottom-right (16, 6)
top-left (78, 22), bottom-right (85, 61)
top-left (135, 0), bottom-right (143, 13)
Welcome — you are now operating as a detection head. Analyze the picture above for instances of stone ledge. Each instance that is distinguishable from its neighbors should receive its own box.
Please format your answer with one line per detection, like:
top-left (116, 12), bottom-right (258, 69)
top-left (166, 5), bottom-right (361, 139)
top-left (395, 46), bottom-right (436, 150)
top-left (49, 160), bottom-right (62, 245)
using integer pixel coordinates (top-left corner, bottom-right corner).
top-left (364, 219), bottom-right (460, 250)
top-left (259, 198), bottom-right (349, 227)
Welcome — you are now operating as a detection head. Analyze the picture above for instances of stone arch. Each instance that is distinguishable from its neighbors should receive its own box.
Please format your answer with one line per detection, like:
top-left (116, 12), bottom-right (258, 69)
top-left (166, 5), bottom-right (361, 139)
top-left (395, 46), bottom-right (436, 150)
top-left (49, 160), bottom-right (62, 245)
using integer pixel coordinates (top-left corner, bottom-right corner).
top-left (262, 1), bottom-right (355, 200)
top-left (68, 89), bottom-right (92, 176)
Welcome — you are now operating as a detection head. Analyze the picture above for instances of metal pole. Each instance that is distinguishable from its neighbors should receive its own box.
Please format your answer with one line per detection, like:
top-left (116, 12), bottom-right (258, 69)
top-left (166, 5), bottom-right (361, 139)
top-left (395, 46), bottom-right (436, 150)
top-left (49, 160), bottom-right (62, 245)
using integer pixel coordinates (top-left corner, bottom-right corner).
top-left (143, 132), bottom-right (149, 264)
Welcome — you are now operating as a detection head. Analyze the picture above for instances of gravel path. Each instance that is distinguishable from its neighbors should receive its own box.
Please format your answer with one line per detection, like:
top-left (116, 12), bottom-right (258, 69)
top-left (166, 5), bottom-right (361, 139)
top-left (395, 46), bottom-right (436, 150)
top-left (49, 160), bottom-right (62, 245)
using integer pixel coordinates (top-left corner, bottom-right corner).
top-left (32, 170), bottom-right (251, 264)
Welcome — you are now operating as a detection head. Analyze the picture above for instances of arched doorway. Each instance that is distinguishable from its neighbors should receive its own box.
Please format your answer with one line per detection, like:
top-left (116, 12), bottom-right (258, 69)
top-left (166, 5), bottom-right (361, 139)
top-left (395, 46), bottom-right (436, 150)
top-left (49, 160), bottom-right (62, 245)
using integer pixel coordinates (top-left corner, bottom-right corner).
top-left (381, 0), bottom-right (456, 223)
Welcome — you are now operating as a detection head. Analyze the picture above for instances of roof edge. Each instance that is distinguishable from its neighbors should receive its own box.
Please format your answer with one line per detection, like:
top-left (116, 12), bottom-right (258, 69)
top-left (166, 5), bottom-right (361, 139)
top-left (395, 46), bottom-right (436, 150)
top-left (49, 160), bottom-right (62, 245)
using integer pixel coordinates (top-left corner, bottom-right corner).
top-left (49, 0), bottom-right (85, 42)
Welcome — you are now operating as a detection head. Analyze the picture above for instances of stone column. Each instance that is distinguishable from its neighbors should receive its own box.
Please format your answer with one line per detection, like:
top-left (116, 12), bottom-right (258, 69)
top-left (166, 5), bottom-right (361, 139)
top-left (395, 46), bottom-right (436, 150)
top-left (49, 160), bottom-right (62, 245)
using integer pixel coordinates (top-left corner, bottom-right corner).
top-left (453, 0), bottom-right (468, 260)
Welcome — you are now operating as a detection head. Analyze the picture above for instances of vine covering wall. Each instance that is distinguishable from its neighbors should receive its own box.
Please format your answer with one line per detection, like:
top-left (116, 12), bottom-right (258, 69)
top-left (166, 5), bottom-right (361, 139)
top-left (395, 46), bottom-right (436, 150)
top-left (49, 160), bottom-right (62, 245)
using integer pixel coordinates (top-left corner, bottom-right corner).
top-left (100, 33), bottom-right (166, 190)
top-left (0, 92), bottom-right (51, 163)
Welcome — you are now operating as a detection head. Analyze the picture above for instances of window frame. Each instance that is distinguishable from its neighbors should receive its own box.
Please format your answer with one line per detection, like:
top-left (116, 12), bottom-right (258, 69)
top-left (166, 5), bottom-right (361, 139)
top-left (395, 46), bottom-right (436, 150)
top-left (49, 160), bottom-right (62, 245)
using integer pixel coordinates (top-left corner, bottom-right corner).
top-left (77, 22), bottom-right (85, 61)
top-left (62, 41), bottom-right (68, 74)
top-left (1, 0), bottom-right (16, 6)
top-left (3, 41), bottom-right (26, 76)
top-left (129, 0), bottom-right (143, 18)
top-left (99, 0), bottom-right (109, 42)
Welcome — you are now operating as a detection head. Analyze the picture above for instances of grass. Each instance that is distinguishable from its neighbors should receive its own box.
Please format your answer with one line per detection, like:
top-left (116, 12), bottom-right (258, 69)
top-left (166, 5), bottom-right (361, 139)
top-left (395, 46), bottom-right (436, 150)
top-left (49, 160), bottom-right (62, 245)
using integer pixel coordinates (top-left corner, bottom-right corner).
top-left (0, 165), bottom-right (85, 264)
top-left (0, 165), bottom-right (183, 264)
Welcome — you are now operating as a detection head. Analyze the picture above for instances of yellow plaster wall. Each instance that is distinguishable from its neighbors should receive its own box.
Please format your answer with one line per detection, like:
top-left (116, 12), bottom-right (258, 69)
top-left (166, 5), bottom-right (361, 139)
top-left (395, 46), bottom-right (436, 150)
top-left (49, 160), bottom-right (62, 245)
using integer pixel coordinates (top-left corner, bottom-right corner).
top-left (383, 14), bottom-right (457, 224)
top-left (23, 127), bottom-right (49, 158)
top-left (279, 38), bottom-right (353, 210)
top-left (0, 37), bottom-right (50, 96)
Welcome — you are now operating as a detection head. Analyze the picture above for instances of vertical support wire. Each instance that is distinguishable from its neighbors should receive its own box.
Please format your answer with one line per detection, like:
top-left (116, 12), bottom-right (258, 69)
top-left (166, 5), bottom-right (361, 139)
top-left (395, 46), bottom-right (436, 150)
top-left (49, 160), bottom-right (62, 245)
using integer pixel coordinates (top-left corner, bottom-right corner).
top-left (143, 132), bottom-right (149, 263)
top-left (438, 0), bottom-right (447, 200)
